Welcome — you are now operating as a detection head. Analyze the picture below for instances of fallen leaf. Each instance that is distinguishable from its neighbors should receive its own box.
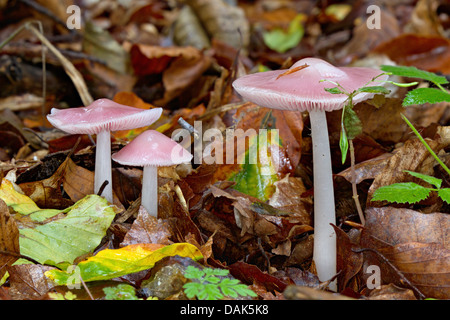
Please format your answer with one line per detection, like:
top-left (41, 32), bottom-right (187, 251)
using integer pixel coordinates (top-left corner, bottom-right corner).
top-left (45, 243), bottom-right (203, 285)
top-left (228, 261), bottom-right (291, 293)
top-left (374, 34), bottom-right (450, 74)
top-left (19, 195), bottom-right (117, 265)
top-left (361, 207), bottom-right (450, 299)
top-left (367, 137), bottom-right (446, 205)
top-left (121, 206), bottom-right (173, 246)
top-left (333, 225), bottom-right (363, 291)
top-left (367, 283), bottom-right (417, 300)
top-left (7, 264), bottom-right (54, 300)
top-left (0, 198), bottom-right (20, 281)
top-left (268, 175), bottom-right (312, 226)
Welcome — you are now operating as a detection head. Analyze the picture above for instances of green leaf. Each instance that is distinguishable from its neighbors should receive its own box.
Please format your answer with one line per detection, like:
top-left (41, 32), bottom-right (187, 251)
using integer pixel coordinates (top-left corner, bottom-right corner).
top-left (343, 106), bottom-right (362, 140)
top-left (19, 195), bottom-right (117, 265)
top-left (325, 87), bottom-right (346, 94)
top-left (229, 131), bottom-right (279, 201)
top-left (437, 188), bottom-right (450, 204)
top-left (183, 282), bottom-right (201, 299)
top-left (380, 65), bottom-right (449, 85)
top-left (263, 14), bottom-right (304, 53)
top-left (371, 182), bottom-right (431, 204)
top-left (403, 88), bottom-right (450, 106)
top-left (339, 126), bottom-right (348, 164)
top-left (356, 86), bottom-right (390, 95)
top-left (404, 170), bottom-right (442, 189)
top-left (184, 265), bottom-right (206, 279)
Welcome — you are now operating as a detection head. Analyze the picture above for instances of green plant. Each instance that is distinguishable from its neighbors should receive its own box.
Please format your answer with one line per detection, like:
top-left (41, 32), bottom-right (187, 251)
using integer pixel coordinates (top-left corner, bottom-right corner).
top-left (371, 65), bottom-right (450, 204)
top-left (380, 65), bottom-right (450, 106)
top-left (182, 266), bottom-right (257, 300)
top-left (263, 14), bottom-right (305, 53)
top-left (103, 283), bottom-right (141, 300)
top-left (372, 170), bottom-right (450, 204)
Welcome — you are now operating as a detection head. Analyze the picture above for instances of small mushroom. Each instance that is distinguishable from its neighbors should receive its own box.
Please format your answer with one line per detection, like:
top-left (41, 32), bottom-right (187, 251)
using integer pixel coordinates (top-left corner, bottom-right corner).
top-left (47, 98), bottom-right (163, 203)
top-left (111, 130), bottom-right (192, 217)
top-left (232, 57), bottom-right (387, 290)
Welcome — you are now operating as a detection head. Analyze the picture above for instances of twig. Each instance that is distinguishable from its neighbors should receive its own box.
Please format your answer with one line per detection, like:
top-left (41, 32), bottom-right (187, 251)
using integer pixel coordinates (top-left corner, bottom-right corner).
top-left (0, 20), bottom-right (46, 121)
top-left (79, 276), bottom-right (94, 300)
top-left (349, 140), bottom-right (365, 225)
top-left (0, 21), bottom-right (93, 107)
top-left (352, 247), bottom-right (426, 300)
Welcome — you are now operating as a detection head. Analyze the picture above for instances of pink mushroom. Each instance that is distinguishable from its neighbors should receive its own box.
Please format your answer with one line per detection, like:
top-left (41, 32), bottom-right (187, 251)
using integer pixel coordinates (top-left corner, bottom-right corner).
top-left (232, 57), bottom-right (387, 290)
top-left (47, 98), bottom-right (163, 203)
top-left (112, 130), bottom-right (192, 217)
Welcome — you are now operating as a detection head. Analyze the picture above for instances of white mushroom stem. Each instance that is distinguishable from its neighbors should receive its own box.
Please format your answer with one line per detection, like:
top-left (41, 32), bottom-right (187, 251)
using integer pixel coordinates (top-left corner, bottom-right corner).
top-left (94, 130), bottom-right (113, 203)
top-left (142, 165), bottom-right (158, 217)
top-left (309, 109), bottom-right (337, 291)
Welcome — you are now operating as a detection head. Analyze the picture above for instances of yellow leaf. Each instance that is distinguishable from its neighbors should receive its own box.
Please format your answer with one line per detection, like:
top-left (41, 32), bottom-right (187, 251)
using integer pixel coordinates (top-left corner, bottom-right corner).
top-left (0, 178), bottom-right (40, 215)
top-left (45, 243), bottom-right (203, 285)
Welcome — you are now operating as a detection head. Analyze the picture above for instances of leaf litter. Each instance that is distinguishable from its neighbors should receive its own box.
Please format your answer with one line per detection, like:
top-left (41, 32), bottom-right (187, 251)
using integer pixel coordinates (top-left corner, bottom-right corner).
top-left (0, 0), bottom-right (449, 301)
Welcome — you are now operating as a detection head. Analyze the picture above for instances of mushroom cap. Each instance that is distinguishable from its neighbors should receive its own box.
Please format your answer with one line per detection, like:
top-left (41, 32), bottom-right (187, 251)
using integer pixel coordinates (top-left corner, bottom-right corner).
top-left (47, 98), bottom-right (163, 134)
top-left (112, 130), bottom-right (192, 167)
top-left (232, 57), bottom-right (388, 112)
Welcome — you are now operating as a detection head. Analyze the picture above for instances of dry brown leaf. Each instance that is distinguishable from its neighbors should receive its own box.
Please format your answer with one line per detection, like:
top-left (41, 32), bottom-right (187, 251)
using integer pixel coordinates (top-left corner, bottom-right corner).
top-left (374, 34), bottom-right (450, 74)
top-left (403, 0), bottom-right (444, 37)
top-left (121, 206), bottom-right (173, 247)
top-left (62, 157), bottom-right (124, 210)
top-left (361, 207), bottom-right (450, 299)
top-left (355, 98), bottom-right (409, 145)
top-left (186, 0), bottom-right (250, 50)
top-left (0, 198), bottom-right (20, 281)
top-left (130, 44), bottom-right (202, 76)
top-left (333, 225), bottom-right (363, 292)
top-left (367, 284), bottom-right (417, 300)
top-left (268, 175), bottom-right (312, 226)
top-left (337, 153), bottom-right (392, 185)
top-left (7, 264), bottom-right (55, 300)
top-left (367, 138), bottom-right (444, 205)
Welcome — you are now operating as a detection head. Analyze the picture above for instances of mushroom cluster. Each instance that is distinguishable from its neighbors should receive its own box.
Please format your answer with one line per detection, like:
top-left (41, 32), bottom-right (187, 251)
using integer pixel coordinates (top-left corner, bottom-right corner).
top-left (47, 98), bottom-right (163, 203)
top-left (232, 57), bottom-right (386, 290)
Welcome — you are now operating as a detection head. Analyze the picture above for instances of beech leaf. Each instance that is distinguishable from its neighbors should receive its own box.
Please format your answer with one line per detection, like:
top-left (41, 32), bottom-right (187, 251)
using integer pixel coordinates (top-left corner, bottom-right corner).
top-left (45, 243), bottom-right (203, 285)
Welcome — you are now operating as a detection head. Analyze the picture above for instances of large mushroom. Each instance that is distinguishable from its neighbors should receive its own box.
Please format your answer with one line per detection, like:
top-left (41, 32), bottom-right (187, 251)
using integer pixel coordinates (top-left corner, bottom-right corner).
top-left (232, 57), bottom-right (386, 290)
top-left (47, 98), bottom-right (163, 204)
top-left (112, 130), bottom-right (192, 217)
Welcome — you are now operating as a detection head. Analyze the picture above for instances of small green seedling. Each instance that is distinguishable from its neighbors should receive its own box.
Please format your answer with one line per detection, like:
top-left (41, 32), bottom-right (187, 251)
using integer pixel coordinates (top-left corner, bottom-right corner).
top-left (321, 75), bottom-right (391, 164)
top-left (182, 266), bottom-right (257, 300)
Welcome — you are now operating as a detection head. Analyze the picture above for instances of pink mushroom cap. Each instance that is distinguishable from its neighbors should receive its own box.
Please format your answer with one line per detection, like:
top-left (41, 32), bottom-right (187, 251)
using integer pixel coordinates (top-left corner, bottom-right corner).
top-left (47, 98), bottom-right (163, 134)
top-left (112, 130), bottom-right (193, 167)
top-left (232, 57), bottom-right (388, 112)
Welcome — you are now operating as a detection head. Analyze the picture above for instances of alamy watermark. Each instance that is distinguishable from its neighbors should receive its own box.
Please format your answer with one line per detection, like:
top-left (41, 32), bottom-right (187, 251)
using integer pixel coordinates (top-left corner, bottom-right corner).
top-left (366, 5), bottom-right (382, 30)
top-left (365, 264), bottom-right (382, 289)
top-left (66, 4), bottom-right (383, 30)
top-left (171, 121), bottom-right (281, 175)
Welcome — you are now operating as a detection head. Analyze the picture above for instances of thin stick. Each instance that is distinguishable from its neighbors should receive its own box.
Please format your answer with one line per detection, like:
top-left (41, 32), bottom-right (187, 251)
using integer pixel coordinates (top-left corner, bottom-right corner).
top-left (349, 140), bottom-right (365, 225)
top-left (0, 21), bottom-right (93, 110)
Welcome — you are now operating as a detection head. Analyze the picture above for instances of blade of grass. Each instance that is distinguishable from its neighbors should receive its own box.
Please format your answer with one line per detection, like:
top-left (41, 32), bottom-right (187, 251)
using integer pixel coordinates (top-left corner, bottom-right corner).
top-left (401, 113), bottom-right (450, 177)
